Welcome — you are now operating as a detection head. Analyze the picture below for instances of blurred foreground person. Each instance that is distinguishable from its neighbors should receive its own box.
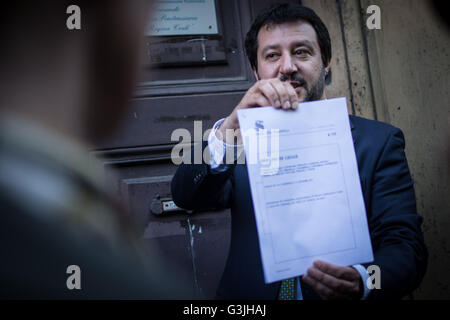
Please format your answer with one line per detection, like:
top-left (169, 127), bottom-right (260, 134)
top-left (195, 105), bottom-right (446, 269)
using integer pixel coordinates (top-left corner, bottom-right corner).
top-left (0, 1), bottom-right (192, 299)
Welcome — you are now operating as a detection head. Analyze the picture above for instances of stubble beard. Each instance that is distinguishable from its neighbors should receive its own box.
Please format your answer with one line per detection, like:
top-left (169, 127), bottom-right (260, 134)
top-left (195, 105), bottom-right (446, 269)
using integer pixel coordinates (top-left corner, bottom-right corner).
top-left (293, 67), bottom-right (326, 102)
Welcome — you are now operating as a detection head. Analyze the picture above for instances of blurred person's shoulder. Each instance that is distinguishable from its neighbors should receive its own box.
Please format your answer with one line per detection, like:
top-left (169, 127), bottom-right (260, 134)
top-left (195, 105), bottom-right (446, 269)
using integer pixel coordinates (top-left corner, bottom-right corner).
top-left (0, 114), bottom-right (141, 259)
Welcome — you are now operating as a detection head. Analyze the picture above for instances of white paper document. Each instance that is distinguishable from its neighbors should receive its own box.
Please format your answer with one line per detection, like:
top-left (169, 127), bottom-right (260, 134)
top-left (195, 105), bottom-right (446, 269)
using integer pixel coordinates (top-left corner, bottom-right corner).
top-left (237, 97), bottom-right (373, 284)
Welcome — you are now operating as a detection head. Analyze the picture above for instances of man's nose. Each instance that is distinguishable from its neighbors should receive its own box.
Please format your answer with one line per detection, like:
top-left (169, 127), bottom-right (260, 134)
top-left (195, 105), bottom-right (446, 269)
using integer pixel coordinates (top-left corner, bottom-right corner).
top-left (279, 54), bottom-right (298, 75)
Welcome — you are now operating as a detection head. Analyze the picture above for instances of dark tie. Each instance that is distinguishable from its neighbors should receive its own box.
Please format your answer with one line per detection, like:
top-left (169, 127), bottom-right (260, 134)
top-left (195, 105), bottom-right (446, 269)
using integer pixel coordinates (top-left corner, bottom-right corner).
top-left (278, 278), bottom-right (296, 300)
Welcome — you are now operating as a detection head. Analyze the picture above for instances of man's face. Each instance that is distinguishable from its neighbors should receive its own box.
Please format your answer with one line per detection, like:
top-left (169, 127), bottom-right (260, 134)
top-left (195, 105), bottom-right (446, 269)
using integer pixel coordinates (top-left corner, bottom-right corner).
top-left (255, 20), bottom-right (328, 102)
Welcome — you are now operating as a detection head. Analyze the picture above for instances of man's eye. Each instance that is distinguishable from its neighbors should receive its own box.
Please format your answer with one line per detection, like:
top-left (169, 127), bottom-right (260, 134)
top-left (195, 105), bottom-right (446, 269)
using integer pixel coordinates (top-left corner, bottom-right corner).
top-left (266, 53), bottom-right (279, 59)
top-left (295, 49), bottom-right (309, 56)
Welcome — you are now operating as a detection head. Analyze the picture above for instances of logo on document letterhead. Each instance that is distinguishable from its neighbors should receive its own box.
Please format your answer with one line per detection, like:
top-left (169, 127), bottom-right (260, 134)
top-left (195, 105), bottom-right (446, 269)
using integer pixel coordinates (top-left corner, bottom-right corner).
top-left (255, 120), bottom-right (264, 131)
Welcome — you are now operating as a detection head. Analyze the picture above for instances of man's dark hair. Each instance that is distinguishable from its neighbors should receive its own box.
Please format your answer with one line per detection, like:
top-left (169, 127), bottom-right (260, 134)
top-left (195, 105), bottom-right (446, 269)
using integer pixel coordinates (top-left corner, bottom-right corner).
top-left (245, 3), bottom-right (332, 84)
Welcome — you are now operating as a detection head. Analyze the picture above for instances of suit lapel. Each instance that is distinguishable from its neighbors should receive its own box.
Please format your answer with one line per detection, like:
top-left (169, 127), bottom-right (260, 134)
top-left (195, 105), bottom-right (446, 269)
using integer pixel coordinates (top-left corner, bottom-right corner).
top-left (349, 115), bottom-right (359, 148)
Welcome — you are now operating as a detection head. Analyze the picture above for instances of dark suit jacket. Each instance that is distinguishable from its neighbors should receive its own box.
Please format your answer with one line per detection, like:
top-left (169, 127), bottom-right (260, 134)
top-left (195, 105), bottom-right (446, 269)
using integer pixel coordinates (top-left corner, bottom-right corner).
top-left (171, 115), bottom-right (428, 299)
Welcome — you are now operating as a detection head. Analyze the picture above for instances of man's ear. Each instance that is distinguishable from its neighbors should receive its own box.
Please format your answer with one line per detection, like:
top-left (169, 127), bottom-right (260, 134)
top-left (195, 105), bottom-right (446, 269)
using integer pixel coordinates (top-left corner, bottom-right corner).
top-left (324, 62), bottom-right (332, 85)
top-left (253, 69), bottom-right (259, 81)
top-left (324, 62), bottom-right (330, 75)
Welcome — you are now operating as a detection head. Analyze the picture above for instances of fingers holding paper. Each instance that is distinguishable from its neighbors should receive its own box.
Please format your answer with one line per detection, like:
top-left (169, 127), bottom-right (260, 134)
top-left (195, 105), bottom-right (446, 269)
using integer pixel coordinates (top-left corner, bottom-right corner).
top-left (220, 78), bottom-right (298, 133)
top-left (302, 260), bottom-right (362, 300)
top-left (239, 78), bottom-right (299, 111)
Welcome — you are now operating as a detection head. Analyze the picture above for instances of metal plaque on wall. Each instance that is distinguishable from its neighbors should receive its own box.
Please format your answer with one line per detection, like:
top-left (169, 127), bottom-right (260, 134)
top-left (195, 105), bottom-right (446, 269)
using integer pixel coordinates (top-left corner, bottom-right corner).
top-left (147, 0), bottom-right (219, 36)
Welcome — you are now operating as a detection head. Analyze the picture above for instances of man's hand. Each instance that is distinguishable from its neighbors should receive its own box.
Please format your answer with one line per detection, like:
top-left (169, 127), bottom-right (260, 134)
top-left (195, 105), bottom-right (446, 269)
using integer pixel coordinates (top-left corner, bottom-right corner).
top-left (218, 78), bottom-right (298, 140)
top-left (302, 260), bottom-right (363, 300)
